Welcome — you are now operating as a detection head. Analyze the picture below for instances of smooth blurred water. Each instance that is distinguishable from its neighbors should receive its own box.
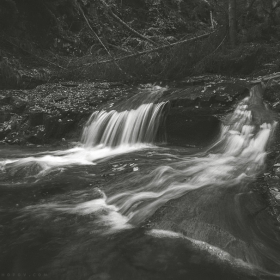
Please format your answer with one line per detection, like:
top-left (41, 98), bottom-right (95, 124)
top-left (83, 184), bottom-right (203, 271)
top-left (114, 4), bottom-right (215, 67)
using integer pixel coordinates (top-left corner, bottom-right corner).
top-left (0, 85), bottom-right (280, 280)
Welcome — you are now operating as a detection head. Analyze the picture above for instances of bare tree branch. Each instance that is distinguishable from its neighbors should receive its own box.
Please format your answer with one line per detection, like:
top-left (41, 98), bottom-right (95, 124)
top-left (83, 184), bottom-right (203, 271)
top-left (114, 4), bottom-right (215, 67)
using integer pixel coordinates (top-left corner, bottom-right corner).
top-left (79, 32), bottom-right (214, 68)
top-left (78, 3), bottom-right (132, 78)
top-left (99, 0), bottom-right (159, 47)
top-left (2, 37), bottom-right (66, 70)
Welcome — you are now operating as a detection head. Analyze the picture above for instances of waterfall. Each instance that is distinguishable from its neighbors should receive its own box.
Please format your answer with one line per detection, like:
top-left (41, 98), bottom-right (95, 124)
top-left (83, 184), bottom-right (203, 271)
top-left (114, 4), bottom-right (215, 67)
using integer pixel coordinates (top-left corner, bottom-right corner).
top-left (0, 85), bottom-right (275, 186)
top-left (103, 86), bottom-right (277, 224)
top-left (35, 85), bottom-right (276, 230)
top-left (81, 102), bottom-right (167, 147)
top-left (0, 101), bottom-right (168, 176)
top-left (2, 85), bottom-right (280, 278)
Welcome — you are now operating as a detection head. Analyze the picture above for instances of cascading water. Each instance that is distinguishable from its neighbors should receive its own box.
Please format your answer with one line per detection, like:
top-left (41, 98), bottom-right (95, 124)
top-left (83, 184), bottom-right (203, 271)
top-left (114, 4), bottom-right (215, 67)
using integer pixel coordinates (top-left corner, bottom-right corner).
top-left (81, 102), bottom-right (167, 147)
top-left (1, 84), bottom-right (280, 279)
top-left (0, 97), bottom-right (168, 176)
top-left (90, 88), bottom-right (277, 226)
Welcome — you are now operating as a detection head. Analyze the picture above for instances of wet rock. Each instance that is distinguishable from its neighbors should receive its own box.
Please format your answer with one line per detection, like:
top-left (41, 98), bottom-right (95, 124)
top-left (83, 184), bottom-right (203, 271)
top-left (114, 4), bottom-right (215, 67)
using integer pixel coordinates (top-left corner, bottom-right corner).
top-left (26, 135), bottom-right (42, 144)
top-left (161, 81), bottom-right (250, 146)
top-left (148, 179), bottom-right (280, 273)
top-left (25, 125), bottom-right (46, 144)
top-left (199, 94), bottom-right (215, 106)
top-left (247, 84), bottom-right (277, 125)
top-left (166, 112), bottom-right (220, 146)
top-left (5, 161), bottom-right (44, 178)
top-left (170, 98), bottom-right (197, 108)
top-left (161, 79), bottom-right (249, 111)
top-left (214, 93), bottom-right (232, 103)
top-left (44, 116), bottom-right (75, 139)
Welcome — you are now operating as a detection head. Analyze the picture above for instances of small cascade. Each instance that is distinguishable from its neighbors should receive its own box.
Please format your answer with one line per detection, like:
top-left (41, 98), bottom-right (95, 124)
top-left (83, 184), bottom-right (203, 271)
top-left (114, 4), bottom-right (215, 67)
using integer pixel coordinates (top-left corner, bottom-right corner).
top-left (104, 85), bottom-right (277, 224)
top-left (0, 101), bottom-right (168, 178)
top-left (2, 84), bottom-right (280, 279)
top-left (82, 102), bottom-right (168, 147)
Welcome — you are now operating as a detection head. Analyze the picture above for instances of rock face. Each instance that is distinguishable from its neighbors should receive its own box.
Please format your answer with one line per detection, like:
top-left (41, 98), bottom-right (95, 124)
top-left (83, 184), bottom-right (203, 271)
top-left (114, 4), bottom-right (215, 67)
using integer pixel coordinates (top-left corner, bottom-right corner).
top-left (160, 77), bottom-right (250, 146)
top-left (146, 84), bottom-right (280, 273)
top-left (166, 114), bottom-right (220, 146)
top-left (148, 182), bottom-right (280, 273)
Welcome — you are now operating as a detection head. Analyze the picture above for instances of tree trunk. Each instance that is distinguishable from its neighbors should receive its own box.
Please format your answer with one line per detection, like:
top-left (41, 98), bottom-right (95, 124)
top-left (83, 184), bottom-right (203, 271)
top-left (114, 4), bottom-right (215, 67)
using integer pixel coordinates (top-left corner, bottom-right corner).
top-left (228, 0), bottom-right (237, 47)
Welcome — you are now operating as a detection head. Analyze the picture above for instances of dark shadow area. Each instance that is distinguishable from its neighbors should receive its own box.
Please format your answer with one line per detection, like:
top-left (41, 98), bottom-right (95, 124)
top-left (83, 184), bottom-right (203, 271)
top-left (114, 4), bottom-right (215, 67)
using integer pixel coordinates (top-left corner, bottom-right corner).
top-left (166, 112), bottom-right (221, 146)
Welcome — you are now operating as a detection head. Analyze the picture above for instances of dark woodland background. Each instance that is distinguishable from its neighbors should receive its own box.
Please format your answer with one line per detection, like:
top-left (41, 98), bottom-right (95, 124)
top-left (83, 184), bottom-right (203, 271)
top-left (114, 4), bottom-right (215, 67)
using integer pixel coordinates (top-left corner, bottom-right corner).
top-left (1, 0), bottom-right (280, 86)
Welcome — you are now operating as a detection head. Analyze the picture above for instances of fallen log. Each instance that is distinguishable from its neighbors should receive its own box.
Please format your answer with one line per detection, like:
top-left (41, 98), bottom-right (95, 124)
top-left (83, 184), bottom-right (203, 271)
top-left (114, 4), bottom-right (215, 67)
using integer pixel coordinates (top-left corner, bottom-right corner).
top-left (80, 31), bottom-right (215, 68)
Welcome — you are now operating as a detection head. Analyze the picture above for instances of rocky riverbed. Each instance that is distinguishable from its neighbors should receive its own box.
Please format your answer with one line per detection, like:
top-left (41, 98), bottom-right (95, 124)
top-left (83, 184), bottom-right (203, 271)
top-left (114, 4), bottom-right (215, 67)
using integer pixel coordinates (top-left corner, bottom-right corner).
top-left (1, 75), bottom-right (280, 231)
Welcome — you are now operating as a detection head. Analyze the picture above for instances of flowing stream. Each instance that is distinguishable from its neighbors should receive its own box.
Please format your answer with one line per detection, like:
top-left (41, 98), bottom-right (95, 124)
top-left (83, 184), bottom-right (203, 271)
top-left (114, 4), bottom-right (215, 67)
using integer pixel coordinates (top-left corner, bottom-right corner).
top-left (0, 85), bottom-right (280, 280)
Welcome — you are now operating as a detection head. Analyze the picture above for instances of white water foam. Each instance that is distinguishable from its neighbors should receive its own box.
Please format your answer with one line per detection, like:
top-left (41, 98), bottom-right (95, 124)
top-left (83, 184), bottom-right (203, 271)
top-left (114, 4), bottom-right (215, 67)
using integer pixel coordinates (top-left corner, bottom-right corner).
top-left (1, 144), bottom-right (151, 177)
top-left (23, 191), bottom-right (132, 233)
top-left (1, 101), bottom-right (167, 176)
